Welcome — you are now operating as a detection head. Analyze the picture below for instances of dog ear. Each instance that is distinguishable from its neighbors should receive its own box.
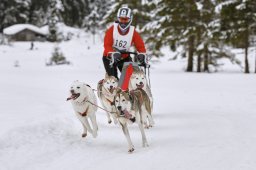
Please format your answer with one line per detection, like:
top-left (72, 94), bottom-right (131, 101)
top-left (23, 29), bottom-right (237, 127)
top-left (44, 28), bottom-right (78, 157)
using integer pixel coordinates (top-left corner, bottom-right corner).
top-left (112, 76), bottom-right (118, 81)
top-left (128, 91), bottom-right (134, 102)
top-left (105, 73), bottom-right (109, 79)
top-left (116, 87), bottom-right (122, 93)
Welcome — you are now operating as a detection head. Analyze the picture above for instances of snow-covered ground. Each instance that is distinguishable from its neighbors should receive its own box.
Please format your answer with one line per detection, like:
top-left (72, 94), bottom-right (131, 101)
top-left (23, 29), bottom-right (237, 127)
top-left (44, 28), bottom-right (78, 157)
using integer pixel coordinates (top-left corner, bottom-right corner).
top-left (0, 34), bottom-right (256, 170)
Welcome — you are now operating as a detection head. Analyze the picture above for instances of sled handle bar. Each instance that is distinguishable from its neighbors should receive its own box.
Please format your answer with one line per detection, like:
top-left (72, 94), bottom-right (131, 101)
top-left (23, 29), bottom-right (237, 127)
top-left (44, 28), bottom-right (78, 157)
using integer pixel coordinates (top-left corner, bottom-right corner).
top-left (108, 51), bottom-right (138, 67)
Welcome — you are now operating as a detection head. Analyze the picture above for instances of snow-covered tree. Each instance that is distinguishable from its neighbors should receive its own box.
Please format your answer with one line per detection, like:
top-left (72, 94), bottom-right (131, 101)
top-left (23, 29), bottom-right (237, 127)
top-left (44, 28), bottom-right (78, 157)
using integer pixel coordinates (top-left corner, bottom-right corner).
top-left (84, 0), bottom-right (112, 30)
top-left (220, 0), bottom-right (256, 73)
top-left (61, 0), bottom-right (90, 27)
top-left (102, 0), bottom-right (152, 31)
top-left (145, 0), bottom-right (200, 71)
top-left (47, 0), bottom-right (64, 42)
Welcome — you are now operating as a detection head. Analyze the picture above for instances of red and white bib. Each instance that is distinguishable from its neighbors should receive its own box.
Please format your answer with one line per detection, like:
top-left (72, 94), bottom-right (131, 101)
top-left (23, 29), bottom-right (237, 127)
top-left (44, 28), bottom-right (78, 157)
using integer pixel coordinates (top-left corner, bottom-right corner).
top-left (112, 23), bottom-right (135, 51)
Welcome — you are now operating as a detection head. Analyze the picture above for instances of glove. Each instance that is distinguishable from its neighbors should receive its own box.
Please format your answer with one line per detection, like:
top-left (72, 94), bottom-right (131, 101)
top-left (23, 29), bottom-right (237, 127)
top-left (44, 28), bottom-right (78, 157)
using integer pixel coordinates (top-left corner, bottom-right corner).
top-left (137, 53), bottom-right (146, 65)
top-left (112, 52), bottom-right (121, 63)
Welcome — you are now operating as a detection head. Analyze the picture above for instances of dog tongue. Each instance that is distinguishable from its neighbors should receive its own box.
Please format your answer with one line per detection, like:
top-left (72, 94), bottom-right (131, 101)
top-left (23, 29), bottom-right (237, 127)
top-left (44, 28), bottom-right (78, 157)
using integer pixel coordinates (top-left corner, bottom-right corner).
top-left (66, 94), bottom-right (76, 101)
top-left (123, 110), bottom-right (132, 119)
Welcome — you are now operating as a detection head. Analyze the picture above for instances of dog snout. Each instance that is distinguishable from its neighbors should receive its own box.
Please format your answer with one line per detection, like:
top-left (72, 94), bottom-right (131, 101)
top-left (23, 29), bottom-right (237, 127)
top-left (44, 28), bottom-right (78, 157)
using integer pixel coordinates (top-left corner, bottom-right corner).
top-left (117, 106), bottom-right (122, 111)
top-left (110, 85), bottom-right (113, 89)
top-left (70, 89), bottom-right (75, 94)
top-left (140, 82), bottom-right (143, 85)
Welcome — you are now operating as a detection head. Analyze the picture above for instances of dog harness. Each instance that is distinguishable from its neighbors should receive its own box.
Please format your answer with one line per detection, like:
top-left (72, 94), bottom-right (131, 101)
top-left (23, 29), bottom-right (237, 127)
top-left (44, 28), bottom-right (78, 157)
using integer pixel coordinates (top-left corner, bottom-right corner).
top-left (78, 105), bottom-right (89, 117)
top-left (77, 97), bottom-right (89, 116)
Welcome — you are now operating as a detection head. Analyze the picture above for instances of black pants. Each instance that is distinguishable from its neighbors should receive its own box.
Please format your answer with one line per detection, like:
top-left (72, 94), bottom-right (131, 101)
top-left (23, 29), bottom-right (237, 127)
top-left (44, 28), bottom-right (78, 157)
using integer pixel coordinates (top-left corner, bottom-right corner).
top-left (103, 56), bottom-right (132, 79)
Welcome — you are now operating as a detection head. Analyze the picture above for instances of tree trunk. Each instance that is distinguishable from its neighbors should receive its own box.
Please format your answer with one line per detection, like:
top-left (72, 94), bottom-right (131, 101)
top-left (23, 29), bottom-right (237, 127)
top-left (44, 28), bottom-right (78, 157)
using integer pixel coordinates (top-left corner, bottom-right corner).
top-left (186, 35), bottom-right (194, 72)
top-left (244, 29), bottom-right (250, 73)
top-left (244, 47), bottom-right (249, 73)
top-left (197, 53), bottom-right (201, 72)
top-left (255, 47), bottom-right (256, 73)
top-left (203, 44), bottom-right (209, 72)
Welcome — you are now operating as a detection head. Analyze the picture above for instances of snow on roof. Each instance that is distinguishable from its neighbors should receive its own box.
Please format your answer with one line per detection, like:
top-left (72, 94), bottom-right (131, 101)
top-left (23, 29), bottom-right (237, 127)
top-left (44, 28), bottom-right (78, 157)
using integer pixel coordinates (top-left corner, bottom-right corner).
top-left (40, 22), bottom-right (82, 36)
top-left (3, 24), bottom-right (47, 36)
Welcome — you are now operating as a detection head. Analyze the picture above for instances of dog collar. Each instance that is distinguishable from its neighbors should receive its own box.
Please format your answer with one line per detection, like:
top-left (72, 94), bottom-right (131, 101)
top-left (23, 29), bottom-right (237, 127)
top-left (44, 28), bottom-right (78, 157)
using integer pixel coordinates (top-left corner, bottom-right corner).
top-left (75, 97), bottom-right (88, 105)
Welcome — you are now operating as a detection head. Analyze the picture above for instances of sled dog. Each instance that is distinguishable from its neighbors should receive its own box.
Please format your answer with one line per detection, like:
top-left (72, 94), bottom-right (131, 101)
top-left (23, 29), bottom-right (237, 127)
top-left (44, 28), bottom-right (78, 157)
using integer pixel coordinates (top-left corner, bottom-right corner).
top-left (67, 80), bottom-right (98, 138)
top-left (129, 69), bottom-right (154, 127)
top-left (114, 88), bottom-right (152, 153)
top-left (97, 74), bottom-right (118, 124)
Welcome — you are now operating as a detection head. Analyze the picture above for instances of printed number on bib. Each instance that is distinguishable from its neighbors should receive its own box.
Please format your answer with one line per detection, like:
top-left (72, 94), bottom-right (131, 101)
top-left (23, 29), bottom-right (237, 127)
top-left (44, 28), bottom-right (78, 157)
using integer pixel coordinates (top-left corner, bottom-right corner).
top-left (115, 40), bottom-right (127, 48)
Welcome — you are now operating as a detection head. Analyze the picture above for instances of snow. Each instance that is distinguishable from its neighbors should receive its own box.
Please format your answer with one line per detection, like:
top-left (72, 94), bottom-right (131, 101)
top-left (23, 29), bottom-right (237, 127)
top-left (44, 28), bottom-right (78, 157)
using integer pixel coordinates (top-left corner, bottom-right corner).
top-left (1, 33), bottom-right (256, 170)
top-left (3, 24), bottom-right (46, 36)
top-left (40, 23), bottom-right (83, 37)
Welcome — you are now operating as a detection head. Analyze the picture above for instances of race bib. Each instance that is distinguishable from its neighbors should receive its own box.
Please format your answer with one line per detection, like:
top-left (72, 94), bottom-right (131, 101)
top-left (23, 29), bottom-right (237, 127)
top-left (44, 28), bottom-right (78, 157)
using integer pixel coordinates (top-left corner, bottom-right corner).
top-left (113, 23), bottom-right (134, 51)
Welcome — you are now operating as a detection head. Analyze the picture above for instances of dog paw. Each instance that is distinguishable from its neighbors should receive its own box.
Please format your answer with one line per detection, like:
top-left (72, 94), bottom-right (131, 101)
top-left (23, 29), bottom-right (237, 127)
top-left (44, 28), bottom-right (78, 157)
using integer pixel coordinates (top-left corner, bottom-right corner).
top-left (82, 133), bottom-right (87, 138)
top-left (143, 143), bottom-right (149, 147)
top-left (92, 132), bottom-right (98, 138)
top-left (144, 125), bottom-right (150, 129)
top-left (128, 148), bottom-right (135, 153)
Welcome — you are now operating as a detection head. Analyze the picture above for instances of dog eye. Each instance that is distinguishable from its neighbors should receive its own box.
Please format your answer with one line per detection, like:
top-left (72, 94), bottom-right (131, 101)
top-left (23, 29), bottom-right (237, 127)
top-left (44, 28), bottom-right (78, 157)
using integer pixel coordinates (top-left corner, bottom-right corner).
top-left (122, 99), bottom-right (125, 102)
top-left (136, 78), bottom-right (138, 80)
top-left (77, 87), bottom-right (80, 89)
top-left (115, 100), bottom-right (118, 102)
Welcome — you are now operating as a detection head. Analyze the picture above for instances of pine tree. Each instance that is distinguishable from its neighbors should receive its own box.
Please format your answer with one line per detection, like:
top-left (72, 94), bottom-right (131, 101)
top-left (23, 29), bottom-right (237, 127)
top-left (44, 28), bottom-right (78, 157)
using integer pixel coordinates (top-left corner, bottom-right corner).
top-left (103, 0), bottom-right (151, 29)
top-left (47, 0), bottom-right (64, 42)
top-left (145, 0), bottom-right (200, 71)
top-left (61, 0), bottom-right (90, 27)
top-left (220, 0), bottom-right (256, 73)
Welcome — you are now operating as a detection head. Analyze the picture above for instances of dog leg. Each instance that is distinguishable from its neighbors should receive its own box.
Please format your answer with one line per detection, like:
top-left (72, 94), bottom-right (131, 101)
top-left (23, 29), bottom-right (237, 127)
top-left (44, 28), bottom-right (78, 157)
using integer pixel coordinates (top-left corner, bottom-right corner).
top-left (146, 113), bottom-right (155, 128)
top-left (77, 115), bottom-right (92, 136)
top-left (143, 113), bottom-right (150, 129)
top-left (112, 116), bottom-right (118, 124)
top-left (82, 117), bottom-right (93, 134)
top-left (82, 123), bottom-right (88, 138)
top-left (111, 106), bottom-right (118, 124)
top-left (106, 112), bottom-right (112, 124)
top-left (141, 107), bottom-right (150, 129)
top-left (138, 122), bottom-right (149, 147)
top-left (121, 123), bottom-right (134, 153)
top-left (90, 114), bottom-right (98, 138)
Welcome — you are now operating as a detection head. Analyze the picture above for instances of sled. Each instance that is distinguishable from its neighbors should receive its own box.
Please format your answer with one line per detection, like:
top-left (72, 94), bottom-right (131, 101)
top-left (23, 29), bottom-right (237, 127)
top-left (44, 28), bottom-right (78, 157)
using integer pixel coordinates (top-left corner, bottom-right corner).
top-left (109, 50), bottom-right (150, 91)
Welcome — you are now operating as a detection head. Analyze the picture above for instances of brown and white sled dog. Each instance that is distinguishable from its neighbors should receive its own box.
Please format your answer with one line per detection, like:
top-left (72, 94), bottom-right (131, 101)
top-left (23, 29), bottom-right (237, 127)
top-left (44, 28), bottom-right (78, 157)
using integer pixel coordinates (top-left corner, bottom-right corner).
top-left (97, 74), bottom-right (118, 124)
top-left (114, 88), bottom-right (151, 153)
top-left (67, 80), bottom-right (98, 138)
top-left (129, 69), bottom-right (154, 128)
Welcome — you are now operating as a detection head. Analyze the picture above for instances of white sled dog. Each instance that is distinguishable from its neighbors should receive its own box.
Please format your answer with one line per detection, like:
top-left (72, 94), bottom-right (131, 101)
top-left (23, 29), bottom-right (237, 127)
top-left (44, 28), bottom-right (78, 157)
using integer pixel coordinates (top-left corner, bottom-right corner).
top-left (67, 80), bottom-right (98, 138)
top-left (97, 74), bottom-right (118, 124)
top-left (114, 88), bottom-right (151, 153)
top-left (129, 69), bottom-right (154, 128)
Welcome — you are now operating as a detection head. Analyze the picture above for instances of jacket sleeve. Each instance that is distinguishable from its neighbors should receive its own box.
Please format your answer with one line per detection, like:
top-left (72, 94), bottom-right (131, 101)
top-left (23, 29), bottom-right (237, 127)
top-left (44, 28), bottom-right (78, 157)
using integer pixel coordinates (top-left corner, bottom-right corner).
top-left (132, 30), bottom-right (146, 53)
top-left (103, 26), bottom-right (114, 57)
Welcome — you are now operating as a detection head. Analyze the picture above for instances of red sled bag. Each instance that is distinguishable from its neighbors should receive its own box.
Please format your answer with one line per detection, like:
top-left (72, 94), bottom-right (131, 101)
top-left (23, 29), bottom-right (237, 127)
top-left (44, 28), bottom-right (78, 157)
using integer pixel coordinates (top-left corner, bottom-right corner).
top-left (118, 62), bottom-right (140, 90)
